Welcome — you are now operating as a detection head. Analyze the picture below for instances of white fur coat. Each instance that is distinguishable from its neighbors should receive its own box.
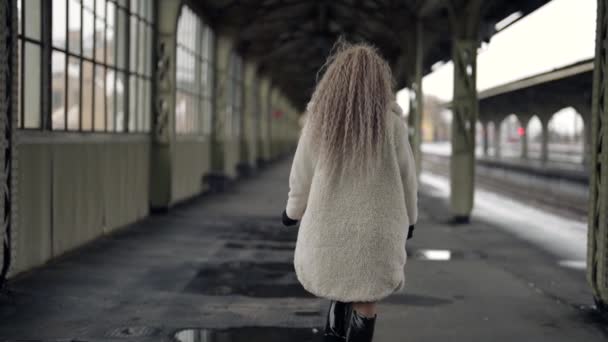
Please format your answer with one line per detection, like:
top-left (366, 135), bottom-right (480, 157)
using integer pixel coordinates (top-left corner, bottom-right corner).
top-left (286, 102), bottom-right (418, 302)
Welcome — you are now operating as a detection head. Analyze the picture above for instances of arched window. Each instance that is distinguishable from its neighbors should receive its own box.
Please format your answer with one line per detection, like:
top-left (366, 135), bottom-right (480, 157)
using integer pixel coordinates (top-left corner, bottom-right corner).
top-left (486, 122), bottom-right (496, 155)
top-left (475, 121), bottom-right (484, 157)
top-left (499, 114), bottom-right (521, 159)
top-left (548, 107), bottom-right (584, 164)
top-left (526, 116), bottom-right (542, 159)
top-left (175, 6), bottom-right (215, 135)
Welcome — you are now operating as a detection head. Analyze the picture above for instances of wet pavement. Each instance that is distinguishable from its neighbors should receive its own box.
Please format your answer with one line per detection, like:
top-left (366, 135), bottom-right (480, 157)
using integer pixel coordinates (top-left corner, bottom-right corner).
top-left (1, 156), bottom-right (607, 341)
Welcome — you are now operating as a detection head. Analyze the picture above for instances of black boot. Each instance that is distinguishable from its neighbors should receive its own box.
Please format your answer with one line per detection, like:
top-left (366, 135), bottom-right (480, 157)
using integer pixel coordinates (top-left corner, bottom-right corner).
top-left (346, 310), bottom-right (376, 342)
top-left (324, 301), bottom-right (351, 341)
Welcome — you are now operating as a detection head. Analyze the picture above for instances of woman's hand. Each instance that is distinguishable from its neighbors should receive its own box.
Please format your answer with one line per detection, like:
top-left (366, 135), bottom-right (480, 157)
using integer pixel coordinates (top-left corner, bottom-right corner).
top-left (282, 210), bottom-right (299, 227)
top-left (407, 225), bottom-right (415, 240)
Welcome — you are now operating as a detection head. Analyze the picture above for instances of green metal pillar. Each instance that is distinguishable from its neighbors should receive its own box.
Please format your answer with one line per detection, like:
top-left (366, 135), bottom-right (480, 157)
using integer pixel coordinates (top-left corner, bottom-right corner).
top-left (520, 115), bottom-right (531, 160)
top-left (258, 77), bottom-right (271, 163)
top-left (493, 119), bottom-right (501, 159)
top-left (450, 38), bottom-right (478, 221)
top-left (588, 0), bottom-right (608, 312)
top-left (482, 121), bottom-right (489, 157)
top-left (238, 61), bottom-right (258, 176)
top-left (209, 34), bottom-right (238, 186)
top-left (408, 20), bottom-right (424, 174)
top-left (540, 117), bottom-right (549, 164)
top-left (150, 0), bottom-right (180, 210)
top-left (448, 0), bottom-right (481, 222)
top-left (0, 0), bottom-right (17, 283)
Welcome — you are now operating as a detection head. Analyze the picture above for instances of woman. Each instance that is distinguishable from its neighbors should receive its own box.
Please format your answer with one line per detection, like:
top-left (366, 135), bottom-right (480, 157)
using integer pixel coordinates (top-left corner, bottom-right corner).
top-left (282, 43), bottom-right (418, 342)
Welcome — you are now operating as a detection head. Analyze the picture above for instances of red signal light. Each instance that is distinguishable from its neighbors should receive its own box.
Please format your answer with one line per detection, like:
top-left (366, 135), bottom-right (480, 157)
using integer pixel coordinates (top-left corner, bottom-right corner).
top-left (517, 127), bottom-right (525, 136)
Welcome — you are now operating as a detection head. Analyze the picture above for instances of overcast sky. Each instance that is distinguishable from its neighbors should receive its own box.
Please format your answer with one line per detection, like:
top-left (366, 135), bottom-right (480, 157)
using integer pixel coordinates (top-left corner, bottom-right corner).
top-left (397, 0), bottom-right (596, 108)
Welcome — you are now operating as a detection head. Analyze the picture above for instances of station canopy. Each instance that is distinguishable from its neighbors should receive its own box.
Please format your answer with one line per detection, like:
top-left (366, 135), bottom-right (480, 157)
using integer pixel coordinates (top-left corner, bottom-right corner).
top-left (193, 0), bottom-right (551, 109)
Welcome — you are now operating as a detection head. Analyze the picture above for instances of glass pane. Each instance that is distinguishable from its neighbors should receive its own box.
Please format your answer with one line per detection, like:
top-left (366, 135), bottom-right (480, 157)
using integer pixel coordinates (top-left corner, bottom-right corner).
top-left (107, 1), bottom-right (115, 27)
top-left (106, 26), bottom-right (115, 66)
top-left (175, 90), bottom-right (185, 133)
top-left (138, 21), bottom-right (146, 75)
top-left (96, 0), bottom-right (106, 19)
top-left (24, 0), bottom-right (41, 40)
top-left (68, 0), bottom-right (81, 54)
top-left (143, 80), bottom-right (152, 132)
top-left (67, 57), bottom-right (80, 130)
top-left (82, 61), bottom-right (94, 131)
top-left (116, 9), bottom-right (127, 69)
top-left (51, 52), bottom-right (66, 130)
top-left (106, 2), bottom-right (115, 65)
top-left (129, 16), bottom-right (138, 72)
top-left (205, 99), bottom-right (212, 135)
top-left (146, 0), bottom-right (153, 22)
top-left (94, 65), bottom-right (106, 131)
top-left (17, 0), bottom-right (21, 36)
top-left (139, 0), bottom-right (146, 18)
top-left (83, 0), bottom-right (94, 10)
top-left (23, 42), bottom-right (41, 129)
top-left (95, 18), bottom-right (105, 62)
top-left (192, 94), bottom-right (199, 134)
top-left (129, 76), bottom-right (137, 131)
top-left (131, 0), bottom-right (138, 13)
top-left (144, 79), bottom-right (151, 132)
top-left (201, 62), bottom-right (207, 96)
top-left (52, 0), bottom-right (67, 49)
top-left (146, 25), bottom-right (153, 77)
top-left (137, 77), bottom-right (145, 132)
top-left (106, 70), bottom-right (115, 131)
top-left (115, 72), bottom-right (126, 132)
top-left (185, 95), bottom-right (191, 134)
top-left (83, 9), bottom-right (94, 58)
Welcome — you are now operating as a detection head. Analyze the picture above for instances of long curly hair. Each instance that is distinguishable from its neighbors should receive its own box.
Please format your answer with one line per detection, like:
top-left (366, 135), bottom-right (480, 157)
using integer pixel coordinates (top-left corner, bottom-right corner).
top-left (305, 41), bottom-right (394, 177)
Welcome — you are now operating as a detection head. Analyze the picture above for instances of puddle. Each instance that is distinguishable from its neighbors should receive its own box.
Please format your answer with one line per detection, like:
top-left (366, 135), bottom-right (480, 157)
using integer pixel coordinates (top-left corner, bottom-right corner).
top-left (408, 249), bottom-right (486, 261)
top-left (106, 326), bottom-right (160, 338)
top-left (224, 241), bottom-right (295, 251)
top-left (558, 260), bottom-right (586, 270)
top-left (173, 327), bottom-right (321, 342)
top-left (184, 261), bottom-right (313, 298)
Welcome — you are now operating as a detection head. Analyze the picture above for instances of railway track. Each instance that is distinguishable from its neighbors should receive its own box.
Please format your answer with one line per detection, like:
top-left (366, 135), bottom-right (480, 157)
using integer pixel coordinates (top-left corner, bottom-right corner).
top-left (423, 154), bottom-right (589, 223)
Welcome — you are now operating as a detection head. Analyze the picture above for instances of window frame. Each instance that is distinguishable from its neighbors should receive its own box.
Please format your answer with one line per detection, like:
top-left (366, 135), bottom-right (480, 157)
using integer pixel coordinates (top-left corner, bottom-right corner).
top-left (17, 0), bottom-right (155, 134)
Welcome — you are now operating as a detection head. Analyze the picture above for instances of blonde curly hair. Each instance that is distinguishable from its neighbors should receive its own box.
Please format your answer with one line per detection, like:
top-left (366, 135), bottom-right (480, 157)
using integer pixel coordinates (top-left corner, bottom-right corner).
top-left (305, 41), bottom-right (394, 177)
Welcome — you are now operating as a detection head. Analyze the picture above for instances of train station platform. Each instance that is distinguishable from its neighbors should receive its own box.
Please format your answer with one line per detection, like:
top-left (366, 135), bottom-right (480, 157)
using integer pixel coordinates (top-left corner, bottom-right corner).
top-left (0, 157), bottom-right (606, 341)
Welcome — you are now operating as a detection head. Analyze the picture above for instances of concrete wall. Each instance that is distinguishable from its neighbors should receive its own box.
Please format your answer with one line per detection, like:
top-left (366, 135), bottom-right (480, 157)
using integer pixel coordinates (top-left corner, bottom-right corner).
top-left (15, 135), bottom-right (150, 274)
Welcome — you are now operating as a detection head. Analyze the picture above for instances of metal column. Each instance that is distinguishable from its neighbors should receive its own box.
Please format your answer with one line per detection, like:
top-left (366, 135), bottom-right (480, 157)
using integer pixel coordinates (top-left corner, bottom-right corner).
top-left (408, 20), bottom-right (424, 174)
top-left (150, 0), bottom-right (180, 209)
top-left (448, 0), bottom-right (481, 222)
top-left (540, 118), bottom-right (549, 164)
top-left (0, 0), bottom-right (16, 286)
top-left (493, 120), bottom-right (501, 159)
top-left (520, 116), bottom-right (530, 160)
top-left (588, 0), bottom-right (608, 312)
top-left (482, 122), bottom-right (489, 157)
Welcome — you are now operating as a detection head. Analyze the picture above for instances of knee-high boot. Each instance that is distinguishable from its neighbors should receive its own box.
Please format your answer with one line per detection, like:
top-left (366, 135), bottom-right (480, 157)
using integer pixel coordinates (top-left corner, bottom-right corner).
top-left (346, 310), bottom-right (376, 342)
top-left (324, 301), bottom-right (351, 342)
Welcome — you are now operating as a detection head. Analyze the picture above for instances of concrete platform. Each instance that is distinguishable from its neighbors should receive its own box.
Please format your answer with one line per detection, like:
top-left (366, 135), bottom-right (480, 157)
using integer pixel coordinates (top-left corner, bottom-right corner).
top-left (0, 157), bottom-right (607, 341)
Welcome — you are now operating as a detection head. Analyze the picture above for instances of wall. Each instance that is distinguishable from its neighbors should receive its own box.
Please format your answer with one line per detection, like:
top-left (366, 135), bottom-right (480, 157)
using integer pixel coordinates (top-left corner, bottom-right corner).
top-left (172, 138), bottom-right (212, 202)
top-left (14, 135), bottom-right (150, 275)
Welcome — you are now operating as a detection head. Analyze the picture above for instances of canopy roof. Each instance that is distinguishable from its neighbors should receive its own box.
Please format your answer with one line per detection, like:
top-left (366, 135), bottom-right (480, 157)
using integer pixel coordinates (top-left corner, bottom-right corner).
top-left (192, 0), bottom-right (551, 108)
